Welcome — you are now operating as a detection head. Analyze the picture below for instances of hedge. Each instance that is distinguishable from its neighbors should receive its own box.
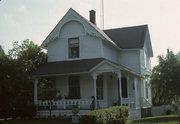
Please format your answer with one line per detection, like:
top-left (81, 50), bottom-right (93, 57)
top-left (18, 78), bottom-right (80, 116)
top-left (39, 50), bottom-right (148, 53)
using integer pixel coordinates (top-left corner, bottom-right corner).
top-left (80, 106), bottom-right (128, 124)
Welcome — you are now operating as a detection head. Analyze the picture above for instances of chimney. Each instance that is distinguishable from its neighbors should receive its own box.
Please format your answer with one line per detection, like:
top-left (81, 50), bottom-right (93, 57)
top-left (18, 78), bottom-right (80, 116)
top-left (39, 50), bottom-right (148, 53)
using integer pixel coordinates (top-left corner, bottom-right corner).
top-left (89, 10), bottom-right (96, 25)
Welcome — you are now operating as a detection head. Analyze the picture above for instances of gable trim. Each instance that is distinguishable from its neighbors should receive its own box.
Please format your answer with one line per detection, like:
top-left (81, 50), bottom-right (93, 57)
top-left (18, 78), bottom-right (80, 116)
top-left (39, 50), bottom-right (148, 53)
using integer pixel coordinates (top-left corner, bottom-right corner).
top-left (89, 60), bottom-right (121, 73)
top-left (41, 8), bottom-right (120, 51)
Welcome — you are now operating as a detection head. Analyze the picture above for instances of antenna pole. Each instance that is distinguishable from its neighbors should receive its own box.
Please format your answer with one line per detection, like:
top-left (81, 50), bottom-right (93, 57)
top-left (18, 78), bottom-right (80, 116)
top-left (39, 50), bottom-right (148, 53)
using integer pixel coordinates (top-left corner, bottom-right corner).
top-left (100, 0), bottom-right (104, 29)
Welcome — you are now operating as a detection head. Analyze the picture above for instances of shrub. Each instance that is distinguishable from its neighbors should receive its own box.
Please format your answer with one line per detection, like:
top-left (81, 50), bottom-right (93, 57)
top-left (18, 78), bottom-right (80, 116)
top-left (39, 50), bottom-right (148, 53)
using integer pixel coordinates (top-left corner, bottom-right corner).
top-left (165, 109), bottom-right (172, 115)
top-left (80, 106), bottom-right (128, 124)
top-left (12, 102), bottom-right (36, 119)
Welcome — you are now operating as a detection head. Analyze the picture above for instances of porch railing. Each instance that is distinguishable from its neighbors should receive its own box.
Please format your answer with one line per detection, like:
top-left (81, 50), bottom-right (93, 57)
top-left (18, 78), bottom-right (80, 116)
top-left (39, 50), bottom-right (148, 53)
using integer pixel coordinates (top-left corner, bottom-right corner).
top-left (37, 98), bottom-right (136, 117)
top-left (38, 99), bottom-right (92, 110)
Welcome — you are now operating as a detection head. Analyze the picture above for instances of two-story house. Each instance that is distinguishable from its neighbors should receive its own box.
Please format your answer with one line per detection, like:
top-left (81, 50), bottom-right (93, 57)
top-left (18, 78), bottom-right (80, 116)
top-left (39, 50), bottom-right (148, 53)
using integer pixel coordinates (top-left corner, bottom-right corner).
top-left (33, 8), bottom-right (153, 120)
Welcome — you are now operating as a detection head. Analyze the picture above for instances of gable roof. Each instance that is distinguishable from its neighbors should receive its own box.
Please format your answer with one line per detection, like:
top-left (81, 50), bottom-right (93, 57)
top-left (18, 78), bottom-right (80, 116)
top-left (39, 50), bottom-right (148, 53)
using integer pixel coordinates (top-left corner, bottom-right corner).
top-left (74, 9), bottom-right (118, 47)
top-left (41, 8), bottom-right (118, 49)
top-left (103, 25), bottom-right (148, 49)
top-left (41, 8), bottom-right (153, 56)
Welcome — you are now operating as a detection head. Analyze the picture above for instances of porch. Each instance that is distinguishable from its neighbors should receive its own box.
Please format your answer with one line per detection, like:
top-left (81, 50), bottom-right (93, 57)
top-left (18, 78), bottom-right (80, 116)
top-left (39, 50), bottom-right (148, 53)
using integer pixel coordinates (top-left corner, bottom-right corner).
top-left (33, 58), bottom-right (140, 118)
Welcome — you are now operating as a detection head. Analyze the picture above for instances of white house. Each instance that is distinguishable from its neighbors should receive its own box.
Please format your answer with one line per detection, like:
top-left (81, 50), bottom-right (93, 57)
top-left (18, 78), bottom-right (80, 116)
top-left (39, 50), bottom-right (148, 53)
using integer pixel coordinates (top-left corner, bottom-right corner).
top-left (33, 8), bottom-right (153, 120)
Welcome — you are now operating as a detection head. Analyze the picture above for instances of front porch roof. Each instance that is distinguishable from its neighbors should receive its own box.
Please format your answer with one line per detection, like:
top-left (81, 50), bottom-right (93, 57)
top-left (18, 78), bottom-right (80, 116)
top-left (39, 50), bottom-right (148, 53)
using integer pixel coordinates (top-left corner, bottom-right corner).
top-left (33, 58), bottom-right (140, 77)
top-left (33, 58), bottom-right (104, 77)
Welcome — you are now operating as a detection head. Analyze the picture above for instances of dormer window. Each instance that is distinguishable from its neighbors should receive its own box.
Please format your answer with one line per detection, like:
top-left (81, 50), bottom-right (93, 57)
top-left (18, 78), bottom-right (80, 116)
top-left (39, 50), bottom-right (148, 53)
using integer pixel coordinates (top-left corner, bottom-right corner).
top-left (68, 38), bottom-right (79, 58)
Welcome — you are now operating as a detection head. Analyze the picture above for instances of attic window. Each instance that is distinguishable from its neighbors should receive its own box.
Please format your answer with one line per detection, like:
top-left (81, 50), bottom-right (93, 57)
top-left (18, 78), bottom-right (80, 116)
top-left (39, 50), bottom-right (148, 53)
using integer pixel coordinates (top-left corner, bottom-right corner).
top-left (68, 38), bottom-right (79, 58)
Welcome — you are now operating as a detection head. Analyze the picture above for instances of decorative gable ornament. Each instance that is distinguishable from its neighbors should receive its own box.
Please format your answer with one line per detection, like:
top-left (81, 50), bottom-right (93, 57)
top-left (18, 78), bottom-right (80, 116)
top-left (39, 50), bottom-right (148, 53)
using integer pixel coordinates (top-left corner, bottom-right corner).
top-left (41, 8), bottom-right (109, 47)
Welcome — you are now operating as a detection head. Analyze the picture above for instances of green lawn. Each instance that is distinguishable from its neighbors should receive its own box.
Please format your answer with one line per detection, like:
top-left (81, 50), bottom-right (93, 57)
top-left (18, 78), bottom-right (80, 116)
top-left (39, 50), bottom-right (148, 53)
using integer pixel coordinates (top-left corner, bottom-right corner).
top-left (128, 115), bottom-right (180, 124)
top-left (1, 119), bottom-right (71, 124)
top-left (0, 115), bottom-right (179, 124)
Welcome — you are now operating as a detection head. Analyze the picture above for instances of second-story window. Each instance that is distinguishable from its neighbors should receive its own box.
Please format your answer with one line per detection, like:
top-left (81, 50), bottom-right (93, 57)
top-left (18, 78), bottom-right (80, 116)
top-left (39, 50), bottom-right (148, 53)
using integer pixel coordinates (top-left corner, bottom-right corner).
top-left (144, 51), bottom-right (147, 68)
top-left (68, 38), bottom-right (79, 58)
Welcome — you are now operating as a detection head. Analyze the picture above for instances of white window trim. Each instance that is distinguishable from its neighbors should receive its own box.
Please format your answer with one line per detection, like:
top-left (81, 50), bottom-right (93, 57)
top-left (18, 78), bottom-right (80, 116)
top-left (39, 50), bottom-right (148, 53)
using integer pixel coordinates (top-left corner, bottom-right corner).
top-left (144, 50), bottom-right (147, 68)
top-left (96, 75), bottom-right (104, 100)
top-left (68, 37), bottom-right (80, 59)
top-left (144, 80), bottom-right (149, 100)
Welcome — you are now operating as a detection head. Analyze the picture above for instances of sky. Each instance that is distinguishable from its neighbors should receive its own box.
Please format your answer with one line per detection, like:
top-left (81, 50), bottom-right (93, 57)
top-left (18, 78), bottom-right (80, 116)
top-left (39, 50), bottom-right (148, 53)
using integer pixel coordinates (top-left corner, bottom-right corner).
top-left (0, 0), bottom-right (180, 67)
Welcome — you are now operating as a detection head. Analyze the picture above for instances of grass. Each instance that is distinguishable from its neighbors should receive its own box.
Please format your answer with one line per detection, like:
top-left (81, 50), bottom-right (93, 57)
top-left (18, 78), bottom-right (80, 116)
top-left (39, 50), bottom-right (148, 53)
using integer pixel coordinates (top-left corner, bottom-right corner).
top-left (1, 119), bottom-right (71, 124)
top-left (128, 115), bottom-right (180, 124)
top-left (0, 115), bottom-right (179, 124)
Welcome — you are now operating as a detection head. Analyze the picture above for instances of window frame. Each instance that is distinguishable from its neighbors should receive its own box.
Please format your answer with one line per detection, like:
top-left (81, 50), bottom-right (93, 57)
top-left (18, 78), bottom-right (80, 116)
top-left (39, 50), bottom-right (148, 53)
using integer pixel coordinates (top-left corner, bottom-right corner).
top-left (68, 37), bottom-right (79, 58)
top-left (145, 81), bottom-right (149, 99)
top-left (121, 77), bottom-right (128, 98)
top-left (96, 75), bottom-right (104, 100)
top-left (144, 50), bottom-right (147, 68)
top-left (68, 76), bottom-right (80, 99)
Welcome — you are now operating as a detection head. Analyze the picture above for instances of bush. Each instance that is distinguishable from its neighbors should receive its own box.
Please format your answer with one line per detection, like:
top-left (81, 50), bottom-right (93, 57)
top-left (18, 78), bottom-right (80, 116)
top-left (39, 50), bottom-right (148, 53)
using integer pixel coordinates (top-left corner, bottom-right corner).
top-left (165, 109), bottom-right (172, 115)
top-left (80, 106), bottom-right (128, 124)
top-left (12, 102), bottom-right (36, 119)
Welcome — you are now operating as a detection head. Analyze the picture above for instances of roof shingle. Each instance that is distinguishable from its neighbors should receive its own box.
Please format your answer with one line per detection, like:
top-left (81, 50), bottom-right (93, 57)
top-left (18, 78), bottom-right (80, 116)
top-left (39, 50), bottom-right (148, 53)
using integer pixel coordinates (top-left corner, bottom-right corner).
top-left (33, 58), bottom-right (105, 76)
top-left (104, 25), bottom-right (147, 49)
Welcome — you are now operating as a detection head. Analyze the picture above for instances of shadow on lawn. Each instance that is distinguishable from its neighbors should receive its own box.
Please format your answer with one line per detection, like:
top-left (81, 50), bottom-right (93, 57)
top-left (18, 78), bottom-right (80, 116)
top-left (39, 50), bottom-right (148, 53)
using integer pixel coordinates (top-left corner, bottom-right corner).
top-left (132, 116), bottom-right (180, 123)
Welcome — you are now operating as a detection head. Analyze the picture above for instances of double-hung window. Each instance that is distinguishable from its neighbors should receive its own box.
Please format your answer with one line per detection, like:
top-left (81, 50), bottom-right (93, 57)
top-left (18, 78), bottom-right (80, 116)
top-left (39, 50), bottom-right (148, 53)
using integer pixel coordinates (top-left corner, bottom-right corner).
top-left (145, 81), bottom-right (149, 99)
top-left (68, 76), bottom-right (80, 99)
top-left (68, 38), bottom-right (79, 58)
top-left (144, 51), bottom-right (147, 68)
top-left (96, 75), bottom-right (103, 100)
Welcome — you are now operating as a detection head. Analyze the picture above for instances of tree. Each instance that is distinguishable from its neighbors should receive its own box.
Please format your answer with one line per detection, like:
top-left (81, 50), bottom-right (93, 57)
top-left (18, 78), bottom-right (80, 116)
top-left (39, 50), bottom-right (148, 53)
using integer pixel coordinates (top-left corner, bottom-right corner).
top-left (9, 39), bottom-right (47, 73)
top-left (10, 39), bottom-right (47, 118)
top-left (177, 52), bottom-right (180, 59)
top-left (151, 49), bottom-right (180, 106)
top-left (0, 50), bottom-right (15, 119)
top-left (0, 39), bottom-right (47, 119)
top-left (0, 45), bottom-right (5, 55)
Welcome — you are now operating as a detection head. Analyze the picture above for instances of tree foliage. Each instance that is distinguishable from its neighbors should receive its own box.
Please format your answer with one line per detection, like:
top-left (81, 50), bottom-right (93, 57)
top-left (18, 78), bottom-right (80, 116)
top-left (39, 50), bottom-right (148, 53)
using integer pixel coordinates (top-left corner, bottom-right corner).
top-left (9, 39), bottom-right (47, 73)
top-left (177, 52), bottom-right (180, 59)
top-left (0, 53), bottom-right (15, 118)
top-left (151, 49), bottom-right (180, 106)
top-left (0, 45), bottom-right (5, 56)
top-left (0, 39), bottom-right (47, 119)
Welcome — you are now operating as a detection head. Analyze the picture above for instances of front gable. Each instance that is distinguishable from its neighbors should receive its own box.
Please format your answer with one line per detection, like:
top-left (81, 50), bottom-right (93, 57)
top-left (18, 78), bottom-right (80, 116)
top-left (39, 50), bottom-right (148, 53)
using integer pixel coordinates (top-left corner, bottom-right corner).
top-left (90, 61), bottom-right (120, 73)
top-left (41, 8), bottom-right (117, 48)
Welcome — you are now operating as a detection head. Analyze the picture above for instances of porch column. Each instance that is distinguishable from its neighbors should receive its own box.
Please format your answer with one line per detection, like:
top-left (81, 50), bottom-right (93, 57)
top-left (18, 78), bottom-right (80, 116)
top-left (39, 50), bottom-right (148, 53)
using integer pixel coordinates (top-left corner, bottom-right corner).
top-left (116, 71), bottom-right (122, 106)
top-left (92, 74), bottom-right (97, 109)
top-left (34, 78), bottom-right (38, 105)
top-left (134, 77), bottom-right (138, 108)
